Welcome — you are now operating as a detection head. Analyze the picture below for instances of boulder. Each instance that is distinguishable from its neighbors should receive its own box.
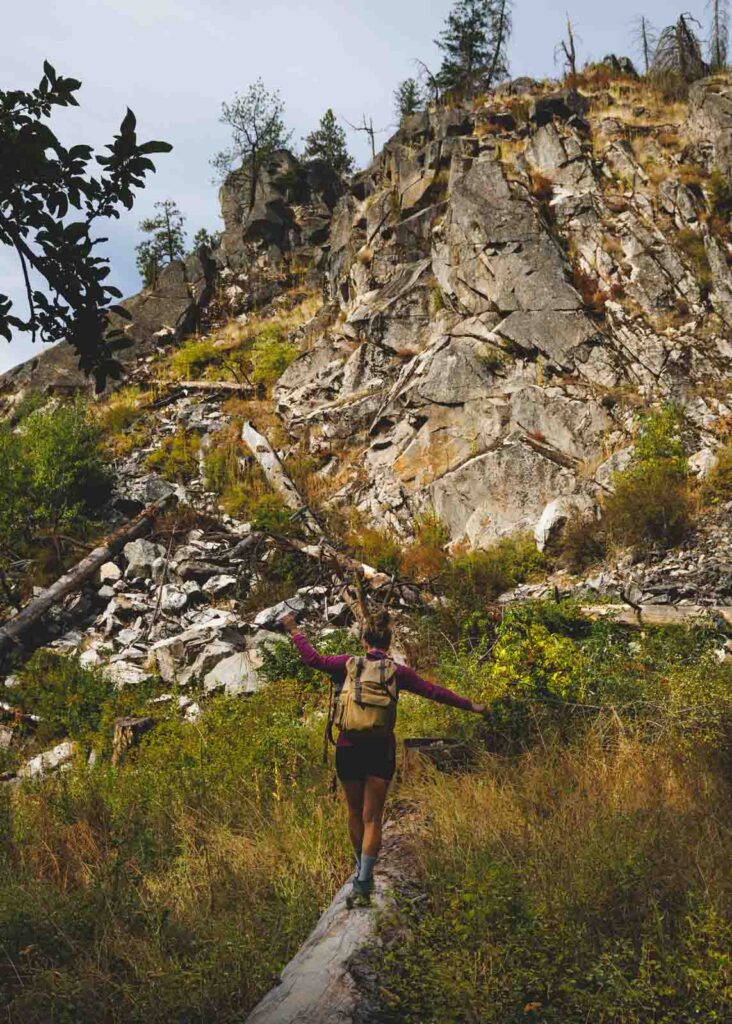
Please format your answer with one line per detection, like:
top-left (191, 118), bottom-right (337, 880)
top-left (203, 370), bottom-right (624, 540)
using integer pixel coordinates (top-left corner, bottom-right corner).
top-left (160, 585), bottom-right (189, 613)
top-left (688, 78), bottom-right (732, 180)
top-left (253, 595), bottom-right (310, 630)
top-left (99, 562), bottom-right (122, 584)
top-left (123, 539), bottom-right (166, 581)
top-left (201, 574), bottom-right (238, 598)
top-left (179, 640), bottom-right (240, 686)
top-left (203, 649), bottom-right (266, 695)
top-left (18, 740), bottom-right (76, 778)
top-left (103, 662), bottom-right (153, 688)
top-left (689, 449), bottom-right (718, 478)
top-left (531, 89), bottom-right (589, 127)
top-left (534, 496), bottom-right (594, 552)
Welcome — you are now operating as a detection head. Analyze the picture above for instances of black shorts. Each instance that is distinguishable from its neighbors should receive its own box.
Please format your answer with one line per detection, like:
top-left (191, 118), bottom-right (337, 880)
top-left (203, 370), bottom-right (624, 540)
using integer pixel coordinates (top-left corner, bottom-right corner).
top-left (335, 738), bottom-right (396, 783)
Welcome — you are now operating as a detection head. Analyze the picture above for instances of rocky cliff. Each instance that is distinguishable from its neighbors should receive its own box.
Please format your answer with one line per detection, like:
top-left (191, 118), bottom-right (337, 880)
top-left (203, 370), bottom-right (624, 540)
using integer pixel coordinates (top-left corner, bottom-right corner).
top-left (3, 68), bottom-right (732, 554)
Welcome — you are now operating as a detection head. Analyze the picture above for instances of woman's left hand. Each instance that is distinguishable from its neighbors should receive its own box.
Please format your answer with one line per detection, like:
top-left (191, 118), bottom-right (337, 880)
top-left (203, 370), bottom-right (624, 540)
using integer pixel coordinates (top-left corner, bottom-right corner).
top-left (470, 702), bottom-right (487, 715)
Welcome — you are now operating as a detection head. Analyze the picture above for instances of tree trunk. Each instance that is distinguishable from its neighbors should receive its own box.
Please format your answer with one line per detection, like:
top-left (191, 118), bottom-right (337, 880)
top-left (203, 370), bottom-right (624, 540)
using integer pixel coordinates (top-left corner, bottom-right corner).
top-left (580, 604), bottom-right (732, 629)
top-left (0, 504), bottom-right (168, 665)
top-left (244, 815), bottom-right (415, 1024)
top-left (152, 379), bottom-right (253, 395)
top-left (242, 421), bottom-right (325, 538)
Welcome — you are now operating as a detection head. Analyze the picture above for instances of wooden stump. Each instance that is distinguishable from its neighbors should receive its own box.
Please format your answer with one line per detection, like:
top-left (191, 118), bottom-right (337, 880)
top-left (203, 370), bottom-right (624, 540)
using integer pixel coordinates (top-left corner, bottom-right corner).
top-left (111, 716), bottom-right (157, 765)
top-left (401, 737), bottom-right (474, 779)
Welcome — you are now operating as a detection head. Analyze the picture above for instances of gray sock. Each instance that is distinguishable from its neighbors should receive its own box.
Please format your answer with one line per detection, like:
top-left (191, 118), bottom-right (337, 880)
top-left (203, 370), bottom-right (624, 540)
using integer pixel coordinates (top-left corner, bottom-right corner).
top-left (354, 850), bottom-right (362, 872)
top-left (358, 853), bottom-right (377, 883)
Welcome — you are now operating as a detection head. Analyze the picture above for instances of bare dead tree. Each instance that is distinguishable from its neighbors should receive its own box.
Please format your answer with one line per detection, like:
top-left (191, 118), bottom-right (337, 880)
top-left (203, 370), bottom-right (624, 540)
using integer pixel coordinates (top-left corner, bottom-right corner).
top-left (415, 59), bottom-right (441, 105)
top-left (556, 14), bottom-right (579, 87)
top-left (486, 0), bottom-right (513, 89)
top-left (653, 13), bottom-right (707, 82)
top-left (632, 16), bottom-right (658, 74)
top-left (708, 0), bottom-right (730, 70)
top-left (343, 114), bottom-right (390, 160)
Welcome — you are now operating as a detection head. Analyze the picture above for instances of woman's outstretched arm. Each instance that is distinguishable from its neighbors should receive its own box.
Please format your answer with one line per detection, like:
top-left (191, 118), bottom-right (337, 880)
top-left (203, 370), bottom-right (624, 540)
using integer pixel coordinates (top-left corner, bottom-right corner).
top-left (397, 664), bottom-right (485, 714)
top-left (280, 613), bottom-right (350, 677)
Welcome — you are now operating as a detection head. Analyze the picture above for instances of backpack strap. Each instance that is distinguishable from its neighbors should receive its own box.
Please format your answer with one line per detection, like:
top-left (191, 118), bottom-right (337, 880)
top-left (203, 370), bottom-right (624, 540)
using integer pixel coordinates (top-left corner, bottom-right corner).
top-left (354, 657), bottom-right (364, 705)
top-left (379, 657), bottom-right (398, 701)
top-left (323, 676), bottom-right (337, 764)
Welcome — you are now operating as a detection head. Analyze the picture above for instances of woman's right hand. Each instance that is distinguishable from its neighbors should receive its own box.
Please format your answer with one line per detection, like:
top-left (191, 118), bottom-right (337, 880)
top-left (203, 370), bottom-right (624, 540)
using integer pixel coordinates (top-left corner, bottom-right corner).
top-left (470, 702), bottom-right (487, 715)
top-left (280, 612), bottom-right (299, 635)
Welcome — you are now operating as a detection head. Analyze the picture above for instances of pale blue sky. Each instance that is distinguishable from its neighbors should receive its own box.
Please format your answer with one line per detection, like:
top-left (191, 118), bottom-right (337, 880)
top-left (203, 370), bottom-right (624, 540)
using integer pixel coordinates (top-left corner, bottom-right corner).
top-left (0, 0), bottom-right (707, 372)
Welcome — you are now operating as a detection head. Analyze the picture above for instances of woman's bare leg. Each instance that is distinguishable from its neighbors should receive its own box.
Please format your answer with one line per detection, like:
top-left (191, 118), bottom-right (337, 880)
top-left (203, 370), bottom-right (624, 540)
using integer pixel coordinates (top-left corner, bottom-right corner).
top-left (341, 780), bottom-right (366, 858)
top-left (362, 776), bottom-right (390, 858)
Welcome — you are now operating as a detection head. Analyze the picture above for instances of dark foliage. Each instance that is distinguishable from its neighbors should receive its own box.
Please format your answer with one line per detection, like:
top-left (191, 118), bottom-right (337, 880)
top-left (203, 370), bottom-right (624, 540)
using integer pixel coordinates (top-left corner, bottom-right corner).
top-left (0, 63), bottom-right (172, 388)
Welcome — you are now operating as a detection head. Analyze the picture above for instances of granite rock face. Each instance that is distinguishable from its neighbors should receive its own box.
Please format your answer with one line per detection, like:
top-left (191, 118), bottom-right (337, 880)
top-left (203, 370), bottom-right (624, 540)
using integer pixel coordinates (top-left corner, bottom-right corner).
top-left (272, 88), bottom-right (732, 547)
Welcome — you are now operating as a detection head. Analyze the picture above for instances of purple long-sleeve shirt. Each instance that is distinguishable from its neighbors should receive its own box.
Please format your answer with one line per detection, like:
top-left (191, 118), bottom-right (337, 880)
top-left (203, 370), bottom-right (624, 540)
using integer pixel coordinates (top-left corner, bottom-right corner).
top-left (291, 631), bottom-right (473, 747)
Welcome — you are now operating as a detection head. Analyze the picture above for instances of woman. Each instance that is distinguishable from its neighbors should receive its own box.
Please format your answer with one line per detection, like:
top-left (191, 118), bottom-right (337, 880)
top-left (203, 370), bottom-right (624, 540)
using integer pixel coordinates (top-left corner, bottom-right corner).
top-left (279, 609), bottom-right (485, 908)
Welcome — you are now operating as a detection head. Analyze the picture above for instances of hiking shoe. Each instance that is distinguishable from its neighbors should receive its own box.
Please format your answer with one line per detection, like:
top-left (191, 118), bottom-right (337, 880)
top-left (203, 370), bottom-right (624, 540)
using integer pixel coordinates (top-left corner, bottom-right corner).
top-left (346, 877), bottom-right (374, 909)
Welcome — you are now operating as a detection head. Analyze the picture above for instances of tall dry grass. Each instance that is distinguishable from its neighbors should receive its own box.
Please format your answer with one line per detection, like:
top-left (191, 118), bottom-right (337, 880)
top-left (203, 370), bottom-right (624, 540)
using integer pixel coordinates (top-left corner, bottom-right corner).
top-left (379, 722), bottom-right (732, 1023)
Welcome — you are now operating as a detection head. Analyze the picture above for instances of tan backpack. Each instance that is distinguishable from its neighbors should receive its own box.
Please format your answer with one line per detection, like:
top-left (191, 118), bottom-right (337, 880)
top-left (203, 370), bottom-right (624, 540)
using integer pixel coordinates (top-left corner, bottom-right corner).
top-left (332, 656), bottom-right (399, 738)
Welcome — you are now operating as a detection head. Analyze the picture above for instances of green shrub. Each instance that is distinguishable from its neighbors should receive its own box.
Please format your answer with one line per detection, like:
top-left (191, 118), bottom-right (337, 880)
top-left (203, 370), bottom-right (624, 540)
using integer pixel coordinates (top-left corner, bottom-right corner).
top-left (15, 652), bottom-right (113, 744)
top-left (701, 442), bottom-right (732, 504)
top-left (259, 629), bottom-right (362, 686)
top-left (603, 406), bottom-right (691, 552)
top-left (0, 683), bottom-right (349, 1023)
top-left (22, 402), bottom-right (111, 530)
top-left (250, 324), bottom-right (297, 385)
top-left (442, 533), bottom-right (546, 614)
top-left (377, 730), bottom-right (732, 1024)
top-left (0, 425), bottom-right (32, 563)
top-left (9, 391), bottom-right (48, 424)
top-left (13, 652), bottom-right (155, 749)
top-left (169, 337), bottom-right (221, 379)
top-left (1, 402), bottom-right (111, 563)
top-left (147, 429), bottom-right (201, 482)
top-left (249, 494), bottom-right (295, 533)
top-left (677, 228), bottom-right (713, 295)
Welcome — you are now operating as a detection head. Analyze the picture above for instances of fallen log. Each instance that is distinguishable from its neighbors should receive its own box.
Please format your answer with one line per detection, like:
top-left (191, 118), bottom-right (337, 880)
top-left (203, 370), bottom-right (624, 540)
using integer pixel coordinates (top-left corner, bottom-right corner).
top-left (581, 604), bottom-right (732, 629)
top-left (153, 379), bottom-right (253, 394)
top-left (0, 504), bottom-right (168, 665)
top-left (242, 421), bottom-right (325, 539)
top-left (244, 815), bottom-right (415, 1024)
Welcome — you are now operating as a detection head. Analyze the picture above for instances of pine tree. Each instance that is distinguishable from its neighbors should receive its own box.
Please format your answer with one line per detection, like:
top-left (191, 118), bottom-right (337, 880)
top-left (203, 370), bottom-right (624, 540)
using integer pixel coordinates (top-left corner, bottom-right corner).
top-left (394, 78), bottom-right (424, 119)
top-left (135, 199), bottom-right (186, 288)
top-left (303, 109), bottom-right (354, 176)
top-left (193, 227), bottom-right (220, 250)
top-left (436, 0), bottom-right (511, 95)
top-left (708, 0), bottom-right (729, 70)
top-left (211, 79), bottom-right (292, 207)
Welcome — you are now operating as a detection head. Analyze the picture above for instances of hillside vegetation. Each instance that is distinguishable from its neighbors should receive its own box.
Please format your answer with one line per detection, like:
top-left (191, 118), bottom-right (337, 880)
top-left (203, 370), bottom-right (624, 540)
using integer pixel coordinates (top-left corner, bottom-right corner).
top-left (1, 602), bottom-right (732, 1021)
top-left (3, 34), bottom-right (732, 1024)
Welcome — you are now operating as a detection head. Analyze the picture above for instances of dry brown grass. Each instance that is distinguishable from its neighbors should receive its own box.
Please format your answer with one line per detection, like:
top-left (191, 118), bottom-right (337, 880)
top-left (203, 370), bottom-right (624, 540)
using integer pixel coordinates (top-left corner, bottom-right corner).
top-left (402, 725), bottom-right (732, 917)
